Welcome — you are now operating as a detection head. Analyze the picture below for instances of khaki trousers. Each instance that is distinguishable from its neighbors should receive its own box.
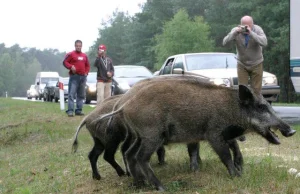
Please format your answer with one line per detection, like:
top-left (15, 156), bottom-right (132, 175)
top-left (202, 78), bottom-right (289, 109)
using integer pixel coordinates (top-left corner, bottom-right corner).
top-left (237, 63), bottom-right (263, 95)
top-left (96, 82), bottom-right (112, 105)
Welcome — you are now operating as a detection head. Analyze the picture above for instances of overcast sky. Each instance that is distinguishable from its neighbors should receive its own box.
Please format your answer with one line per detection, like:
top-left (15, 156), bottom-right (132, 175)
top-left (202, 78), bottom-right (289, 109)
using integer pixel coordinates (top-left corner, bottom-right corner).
top-left (0, 0), bottom-right (146, 52)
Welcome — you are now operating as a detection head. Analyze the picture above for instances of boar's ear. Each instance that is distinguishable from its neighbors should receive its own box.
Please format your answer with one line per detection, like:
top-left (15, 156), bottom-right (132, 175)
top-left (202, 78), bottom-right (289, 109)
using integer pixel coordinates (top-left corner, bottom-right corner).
top-left (239, 85), bottom-right (254, 104)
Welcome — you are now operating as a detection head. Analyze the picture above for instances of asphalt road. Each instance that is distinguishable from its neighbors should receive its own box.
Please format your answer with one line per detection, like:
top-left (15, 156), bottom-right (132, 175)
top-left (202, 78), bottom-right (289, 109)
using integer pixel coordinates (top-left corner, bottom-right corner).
top-left (11, 97), bottom-right (300, 125)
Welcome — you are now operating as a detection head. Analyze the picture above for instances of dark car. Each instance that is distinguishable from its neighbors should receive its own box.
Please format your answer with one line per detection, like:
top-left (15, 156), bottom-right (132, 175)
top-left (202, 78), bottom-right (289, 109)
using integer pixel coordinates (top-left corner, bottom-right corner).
top-left (112, 65), bottom-right (153, 95)
top-left (54, 77), bottom-right (69, 102)
top-left (43, 81), bottom-right (58, 102)
top-left (85, 72), bottom-right (97, 104)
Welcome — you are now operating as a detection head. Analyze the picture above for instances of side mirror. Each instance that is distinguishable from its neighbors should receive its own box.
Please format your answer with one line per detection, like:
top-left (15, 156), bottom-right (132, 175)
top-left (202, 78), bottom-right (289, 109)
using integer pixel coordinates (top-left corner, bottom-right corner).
top-left (37, 82), bottom-right (40, 85)
top-left (173, 68), bottom-right (184, 75)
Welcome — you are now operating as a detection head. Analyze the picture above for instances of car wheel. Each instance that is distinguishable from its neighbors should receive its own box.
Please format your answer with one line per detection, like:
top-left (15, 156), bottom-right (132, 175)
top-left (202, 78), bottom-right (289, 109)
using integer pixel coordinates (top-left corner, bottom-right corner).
top-left (55, 97), bottom-right (59, 103)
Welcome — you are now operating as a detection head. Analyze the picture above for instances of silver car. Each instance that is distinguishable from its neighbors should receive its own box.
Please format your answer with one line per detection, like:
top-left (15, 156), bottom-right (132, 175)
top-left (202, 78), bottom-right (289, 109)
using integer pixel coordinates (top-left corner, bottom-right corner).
top-left (157, 52), bottom-right (280, 102)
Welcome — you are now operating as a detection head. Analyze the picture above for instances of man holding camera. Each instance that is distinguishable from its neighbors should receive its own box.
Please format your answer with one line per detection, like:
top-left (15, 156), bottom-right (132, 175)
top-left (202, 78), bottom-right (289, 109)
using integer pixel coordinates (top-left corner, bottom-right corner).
top-left (93, 44), bottom-right (114, 105)
top-left (223, 15), bottom-right (267, 96)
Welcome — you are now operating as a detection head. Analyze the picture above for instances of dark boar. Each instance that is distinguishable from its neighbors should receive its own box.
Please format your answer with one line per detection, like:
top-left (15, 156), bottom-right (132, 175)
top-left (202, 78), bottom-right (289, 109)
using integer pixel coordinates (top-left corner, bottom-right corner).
top-left (98, 76), bottom-right (296, 191)
top-left (72, 94), bottom-right (166, 180)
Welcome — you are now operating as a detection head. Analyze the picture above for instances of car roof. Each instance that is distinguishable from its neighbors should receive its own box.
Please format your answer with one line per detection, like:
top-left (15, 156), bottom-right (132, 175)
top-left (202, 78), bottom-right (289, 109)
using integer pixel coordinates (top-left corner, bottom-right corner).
top-left (168, 52), bottom-right (236, 58)
top-left (115, 65), bottom-right (148, 69)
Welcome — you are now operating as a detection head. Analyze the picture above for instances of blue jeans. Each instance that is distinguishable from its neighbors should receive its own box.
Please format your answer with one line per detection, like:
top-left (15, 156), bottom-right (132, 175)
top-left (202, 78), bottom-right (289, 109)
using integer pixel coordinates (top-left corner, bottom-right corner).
top-left (67, 74), bottom-right (86, 114)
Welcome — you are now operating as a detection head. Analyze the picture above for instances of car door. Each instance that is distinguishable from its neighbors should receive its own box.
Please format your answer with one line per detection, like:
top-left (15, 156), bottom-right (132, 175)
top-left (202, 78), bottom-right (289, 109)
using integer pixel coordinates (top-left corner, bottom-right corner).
top-left (159, 57), bottom-right (175, 75)
top-left (171, 56), bottom-right (185, 74)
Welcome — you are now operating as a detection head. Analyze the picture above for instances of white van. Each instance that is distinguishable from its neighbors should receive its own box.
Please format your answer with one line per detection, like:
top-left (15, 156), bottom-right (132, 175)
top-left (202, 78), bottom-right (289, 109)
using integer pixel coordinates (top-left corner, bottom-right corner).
top-left (35, 72), bottom-right (60, 100)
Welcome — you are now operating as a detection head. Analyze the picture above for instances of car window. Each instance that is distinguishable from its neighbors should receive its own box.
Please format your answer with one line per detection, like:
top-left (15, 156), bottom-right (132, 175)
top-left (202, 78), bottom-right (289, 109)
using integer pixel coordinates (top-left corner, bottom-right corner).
top-left (161, 58), bottom-right (174, 75)
top-left (86, 73), bottom-right (97, 83)
top-left (114, 67), bottom-right (153, 78)
top-left (62, 78), bottom-right (69, 85)
top-left (41, 77), bottom-right (59, 84)
top-left (185, 54), bottom-right (237, 71)
top-left (47, 81), bottom-right (57, 87)
top-left (172, 56), bottom-right (184, 73)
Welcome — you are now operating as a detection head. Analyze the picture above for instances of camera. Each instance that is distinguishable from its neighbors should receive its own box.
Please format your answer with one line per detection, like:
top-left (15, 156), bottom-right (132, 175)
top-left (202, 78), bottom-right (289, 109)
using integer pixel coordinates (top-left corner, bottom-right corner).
top-left (240, 25), bottom-right (249, 33)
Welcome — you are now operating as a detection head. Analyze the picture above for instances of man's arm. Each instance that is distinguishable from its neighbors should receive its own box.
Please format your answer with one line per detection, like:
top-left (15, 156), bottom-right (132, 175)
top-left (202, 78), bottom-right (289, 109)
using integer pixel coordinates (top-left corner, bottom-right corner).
top-left (63, 53), bottom-right (73, 69)
top-left (250, 26), bottom-right (267, 47)
top-left (85, 56), bottom-right (90, 75)
top-left (223, 27), bottom-right (239, 46)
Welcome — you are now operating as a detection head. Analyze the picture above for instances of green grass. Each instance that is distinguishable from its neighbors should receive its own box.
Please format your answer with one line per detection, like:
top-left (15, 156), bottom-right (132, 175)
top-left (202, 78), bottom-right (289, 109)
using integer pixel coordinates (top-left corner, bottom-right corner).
top-left (1, 98), bottom-right (300, 194)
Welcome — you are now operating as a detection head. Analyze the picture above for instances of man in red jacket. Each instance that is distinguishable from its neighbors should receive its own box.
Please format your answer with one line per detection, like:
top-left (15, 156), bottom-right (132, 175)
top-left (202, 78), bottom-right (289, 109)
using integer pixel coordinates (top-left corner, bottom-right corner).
top-left (63, 40), bottom-right (90, 117)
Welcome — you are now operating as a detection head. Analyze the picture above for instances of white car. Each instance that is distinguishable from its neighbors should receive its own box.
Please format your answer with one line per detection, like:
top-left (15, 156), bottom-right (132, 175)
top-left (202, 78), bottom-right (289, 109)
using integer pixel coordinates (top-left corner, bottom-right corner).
top-left (27, 85), bottom-right (38, 99)
top-left (157, 52), bottom-right (280, 102)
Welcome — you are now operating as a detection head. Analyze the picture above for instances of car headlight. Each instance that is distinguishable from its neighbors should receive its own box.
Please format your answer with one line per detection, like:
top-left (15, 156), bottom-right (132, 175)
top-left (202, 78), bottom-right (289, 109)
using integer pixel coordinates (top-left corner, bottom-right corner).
top-left (88, 86), bottom-right (96, 92)
top-left (209, 78), bottom-right (231, 87)
top-left (262, 76), bottom-right (277, 85)
top-left (118, 82), bottom-right (130, 90)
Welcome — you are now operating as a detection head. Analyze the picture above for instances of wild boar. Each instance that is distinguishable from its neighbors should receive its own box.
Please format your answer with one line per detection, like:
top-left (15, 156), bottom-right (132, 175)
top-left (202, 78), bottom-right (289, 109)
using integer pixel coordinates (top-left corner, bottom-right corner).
top-left (72, 94), bottom-right (166, 180)
top-left (98, 76), bottom-right (296, 191)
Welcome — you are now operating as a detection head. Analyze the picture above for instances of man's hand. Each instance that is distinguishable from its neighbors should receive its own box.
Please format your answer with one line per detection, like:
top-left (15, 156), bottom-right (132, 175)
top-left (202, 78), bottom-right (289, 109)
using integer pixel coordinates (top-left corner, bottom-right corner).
top-left (236, 25), bottom-right (252, 34)
top-left (71, 65), bottom-right (76, 74)
top-left (107, 72), bottom-right (112, 77)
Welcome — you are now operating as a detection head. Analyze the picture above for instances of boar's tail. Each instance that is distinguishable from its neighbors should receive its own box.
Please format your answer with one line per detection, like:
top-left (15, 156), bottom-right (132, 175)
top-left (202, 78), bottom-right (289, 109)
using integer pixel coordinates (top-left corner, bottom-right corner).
top-left (72, 116), bottom-right (87, 153)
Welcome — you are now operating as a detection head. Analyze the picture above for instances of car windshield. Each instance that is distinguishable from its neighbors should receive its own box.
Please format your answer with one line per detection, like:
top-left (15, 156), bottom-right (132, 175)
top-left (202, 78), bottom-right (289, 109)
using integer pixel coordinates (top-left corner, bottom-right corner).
top-left (115, 67), bottom-right (153, 78)
top-left (185, 54), bottom-right (237, 71)
top-left (41, 77), bottom-right (59, 84)
top-left (86, 73), bottom-right (97, 83)
top-left (62, 78), bottom-right (69, 85)
top-left (47, 81), bottom-right (57, 86)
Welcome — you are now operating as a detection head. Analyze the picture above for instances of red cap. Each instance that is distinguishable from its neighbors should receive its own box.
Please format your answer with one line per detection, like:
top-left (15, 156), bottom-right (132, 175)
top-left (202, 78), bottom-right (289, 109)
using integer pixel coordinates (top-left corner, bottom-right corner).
top-left (98, 44), bottom-right (107, 51)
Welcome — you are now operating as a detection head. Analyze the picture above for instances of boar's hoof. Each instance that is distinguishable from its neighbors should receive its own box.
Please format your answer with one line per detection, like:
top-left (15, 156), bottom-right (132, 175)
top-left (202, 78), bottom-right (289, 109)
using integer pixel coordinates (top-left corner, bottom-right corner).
top-left (129, 180), bottom-right (146, 189)
top-left (156, 185), bottom-right (165, 192)
top-left (92, 174), bottom-right (101, 180)
top-left (266, 130), bottom-right (280, 145)
top-left (117, 171), bottom-right (126, 177)
top-left (284, 129), bottom-right (296, 137)
top-left (238, 136), bottom-right (246, 142)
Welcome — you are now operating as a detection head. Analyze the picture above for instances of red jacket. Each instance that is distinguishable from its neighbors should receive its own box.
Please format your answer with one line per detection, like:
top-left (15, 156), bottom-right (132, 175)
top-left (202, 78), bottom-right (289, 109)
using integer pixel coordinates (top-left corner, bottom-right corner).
top-left (63, 51), bottom-right (90, 75)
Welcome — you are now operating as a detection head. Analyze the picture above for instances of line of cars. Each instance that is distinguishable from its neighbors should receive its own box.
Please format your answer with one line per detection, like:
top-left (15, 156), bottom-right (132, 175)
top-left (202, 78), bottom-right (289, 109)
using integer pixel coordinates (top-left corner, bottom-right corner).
top-left (27, 52), bottom-right (280, 103)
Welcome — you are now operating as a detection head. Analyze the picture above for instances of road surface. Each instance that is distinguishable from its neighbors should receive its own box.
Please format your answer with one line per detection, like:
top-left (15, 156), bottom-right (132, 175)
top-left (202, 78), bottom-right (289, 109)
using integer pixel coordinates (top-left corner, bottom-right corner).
top-left (11, 97), bottom-right (300, 125)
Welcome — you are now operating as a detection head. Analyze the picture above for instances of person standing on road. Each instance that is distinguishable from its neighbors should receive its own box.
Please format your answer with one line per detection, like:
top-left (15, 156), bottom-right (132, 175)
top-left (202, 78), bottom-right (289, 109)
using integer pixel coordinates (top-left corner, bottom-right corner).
top-left (223, 15), bottom-right (267, 96)
top-left (63, 40), bottom-right (90, 117)
top-left (94, 44), bottom-right (114, 105)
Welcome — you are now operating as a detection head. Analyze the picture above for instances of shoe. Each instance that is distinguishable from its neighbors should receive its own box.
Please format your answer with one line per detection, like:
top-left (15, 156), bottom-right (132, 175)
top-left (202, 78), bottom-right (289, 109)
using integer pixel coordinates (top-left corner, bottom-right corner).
top-left (75, 112), bottom-right (84, 116)
top-left (67, 112), bottom-right (74, 117)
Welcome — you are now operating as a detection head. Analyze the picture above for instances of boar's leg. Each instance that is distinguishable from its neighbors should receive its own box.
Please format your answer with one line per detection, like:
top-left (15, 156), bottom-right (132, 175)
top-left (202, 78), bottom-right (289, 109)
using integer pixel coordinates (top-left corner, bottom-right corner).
top-left (135, 138), bottom-right (165, 191)
top-left (209, 139), bottom-right (241, 177)
top-left (88, 137), bottom-right (105, 180)
top-left (121, 131), bottom-right (133, 176)
top-left (156, 146), bottom-right (166, 165)
top-left (125, 135), bottom-right (147, 187)
top-left (187, 143), bottom-right (201, 171)
top-left (227, 140), bottom-right (243, 173)
top-left (103, 138), bottom-right (126, 177)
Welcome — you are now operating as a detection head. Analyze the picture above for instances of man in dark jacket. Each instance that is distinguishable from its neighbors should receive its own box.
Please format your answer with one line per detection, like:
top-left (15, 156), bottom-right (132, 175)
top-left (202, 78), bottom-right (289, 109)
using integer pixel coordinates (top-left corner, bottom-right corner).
top-left (63, 40), bottom-right (90, 117)
top-left (94, 44), bottom-right (114, 105)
